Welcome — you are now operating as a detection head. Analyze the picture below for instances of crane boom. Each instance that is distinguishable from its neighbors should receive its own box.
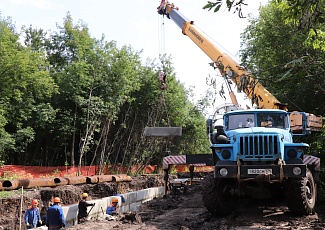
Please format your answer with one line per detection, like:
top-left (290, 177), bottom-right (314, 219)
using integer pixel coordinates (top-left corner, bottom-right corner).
top-left (157, 0), bottom-right (323, 133)
top-left (157, 0), bottom-right (286, 110)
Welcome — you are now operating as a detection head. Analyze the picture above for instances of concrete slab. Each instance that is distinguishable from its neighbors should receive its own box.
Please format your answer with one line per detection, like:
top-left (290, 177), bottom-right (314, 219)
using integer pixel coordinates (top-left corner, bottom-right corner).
top-left (144, 127), bottom-right (182, 137)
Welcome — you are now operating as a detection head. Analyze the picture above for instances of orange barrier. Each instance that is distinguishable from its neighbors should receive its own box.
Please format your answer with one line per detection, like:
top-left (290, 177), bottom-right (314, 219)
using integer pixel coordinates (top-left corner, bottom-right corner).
top-left (0, 165), bottom-right (158, 179)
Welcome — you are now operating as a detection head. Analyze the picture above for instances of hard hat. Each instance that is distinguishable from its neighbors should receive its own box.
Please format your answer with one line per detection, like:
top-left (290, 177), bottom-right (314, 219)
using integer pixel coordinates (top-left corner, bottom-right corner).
top-left (112, 197), bottom-right (118, 203)
top-left (53, 197), bottom-right (61, 203)
top-left (31, 199), bottom-right (38, 205)
top-left (82, 193), bottom-right (88, 198)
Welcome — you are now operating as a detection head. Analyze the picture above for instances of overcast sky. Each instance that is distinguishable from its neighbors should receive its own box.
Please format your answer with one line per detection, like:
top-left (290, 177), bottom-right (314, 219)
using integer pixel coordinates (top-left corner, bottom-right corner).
top-left (1, 0), bottom-right (267, 115)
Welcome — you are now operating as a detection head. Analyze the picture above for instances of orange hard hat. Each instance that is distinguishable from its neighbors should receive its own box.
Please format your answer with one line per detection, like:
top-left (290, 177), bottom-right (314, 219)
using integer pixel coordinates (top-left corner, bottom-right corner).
top-left (82, 193), bottom-right (88, 198)
top-left (112, 197), bottom-right (118, 203)
top-left (53, 197), bottom-right (61, 203)
top-left (31, 199), bottom-right (38, 205)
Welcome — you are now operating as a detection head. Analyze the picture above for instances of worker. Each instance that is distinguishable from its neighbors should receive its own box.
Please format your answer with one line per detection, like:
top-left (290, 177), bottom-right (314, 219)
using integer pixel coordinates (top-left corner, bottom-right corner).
top-left (104, 197), bottom-right (119, 220)
top-left (212, 126), bottom-right (229, 144)
top-left (77, 193), bottom-right (95, 224)
top-left (46, 197), bottom-right (66, 230)
top-left (24, 199), bottom-right (42, 229)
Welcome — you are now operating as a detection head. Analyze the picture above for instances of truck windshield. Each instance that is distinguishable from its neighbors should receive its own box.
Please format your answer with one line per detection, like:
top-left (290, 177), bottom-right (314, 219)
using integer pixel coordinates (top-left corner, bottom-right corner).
top-left (226, 113), bottom-right (287, 130)
top-left (257, 113), bottom-right (286, 128)
top-left (227, 114), bottom-right (255, 130)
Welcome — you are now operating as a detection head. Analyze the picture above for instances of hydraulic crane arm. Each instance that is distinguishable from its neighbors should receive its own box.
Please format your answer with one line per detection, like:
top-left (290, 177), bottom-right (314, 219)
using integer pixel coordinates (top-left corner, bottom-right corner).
top-left (157, 0), bottom-right (286, 110)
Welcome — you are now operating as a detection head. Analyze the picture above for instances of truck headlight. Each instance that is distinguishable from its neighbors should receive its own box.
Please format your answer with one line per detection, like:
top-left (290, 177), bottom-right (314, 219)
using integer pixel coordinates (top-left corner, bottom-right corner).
top-left (219, 168), bottom-right (228, 176)
top-left (293, 167), bottom-right (302, 175)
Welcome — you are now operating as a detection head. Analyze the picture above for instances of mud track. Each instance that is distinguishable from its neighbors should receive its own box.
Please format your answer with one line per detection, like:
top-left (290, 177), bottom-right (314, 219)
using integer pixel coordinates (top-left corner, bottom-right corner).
top-left (67, 183), bottom-right (325, 230)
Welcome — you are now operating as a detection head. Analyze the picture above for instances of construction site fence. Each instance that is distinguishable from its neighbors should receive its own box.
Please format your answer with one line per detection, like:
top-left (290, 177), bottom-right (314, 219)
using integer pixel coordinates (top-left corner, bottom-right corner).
top-left (0, 164), bottom-right (213, 180)
top-left (0, 164), bottom-right (159, 179)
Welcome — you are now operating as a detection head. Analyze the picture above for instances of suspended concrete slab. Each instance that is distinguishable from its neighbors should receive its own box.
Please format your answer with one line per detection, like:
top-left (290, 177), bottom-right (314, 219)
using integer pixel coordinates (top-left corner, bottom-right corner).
top-left (144, 127), bottom-right (182, 137)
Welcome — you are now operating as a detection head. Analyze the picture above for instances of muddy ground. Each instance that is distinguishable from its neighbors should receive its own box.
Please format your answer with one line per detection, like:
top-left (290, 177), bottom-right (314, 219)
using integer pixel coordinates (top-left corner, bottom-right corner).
top-left (1, 174), bottom-right (325, 230)
top-left (67, 182), bottom-right (325, 230)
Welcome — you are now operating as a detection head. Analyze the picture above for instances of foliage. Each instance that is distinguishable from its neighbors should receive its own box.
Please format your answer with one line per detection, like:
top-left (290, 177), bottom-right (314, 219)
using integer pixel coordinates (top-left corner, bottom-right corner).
top-left (0, 12), bottom-right (211, 171)
top-left (204, 0), bottom-right (249, 18)
top-left (239, 1), bottom-right (325, 114)
top-left (0, 190), bottom-right (21, 199)
top-left (0, 16), bottom-right (57, 164)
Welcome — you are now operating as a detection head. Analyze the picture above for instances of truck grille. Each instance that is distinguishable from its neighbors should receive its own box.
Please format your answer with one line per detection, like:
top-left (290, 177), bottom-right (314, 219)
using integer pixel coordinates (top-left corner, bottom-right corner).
top-left (239, 134), bottom-right (279, 159)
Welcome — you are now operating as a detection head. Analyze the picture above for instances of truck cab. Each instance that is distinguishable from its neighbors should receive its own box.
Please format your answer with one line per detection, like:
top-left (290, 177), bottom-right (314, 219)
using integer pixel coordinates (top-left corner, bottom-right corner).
top-left (208, 109), bottom-right (309, 178)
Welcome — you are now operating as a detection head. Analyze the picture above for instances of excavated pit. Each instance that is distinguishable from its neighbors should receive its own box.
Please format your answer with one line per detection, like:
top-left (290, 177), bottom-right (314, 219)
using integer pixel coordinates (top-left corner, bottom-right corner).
top-left (0, 175), bottom-right (164, 230)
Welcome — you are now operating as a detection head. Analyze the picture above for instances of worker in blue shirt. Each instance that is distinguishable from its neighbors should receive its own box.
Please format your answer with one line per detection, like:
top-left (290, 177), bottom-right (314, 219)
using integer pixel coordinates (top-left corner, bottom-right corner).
top-left (106, 197), bottom-right (118, 215)
top-left (46, 197), bottom-right (66, 230)
top-left (24, 199), bottom-right (42, 229)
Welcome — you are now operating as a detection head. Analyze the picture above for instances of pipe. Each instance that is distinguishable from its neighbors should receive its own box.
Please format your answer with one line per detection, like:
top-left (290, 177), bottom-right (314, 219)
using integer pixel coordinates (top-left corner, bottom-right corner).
top-left (112, 174), bottom-right (132, 182)
top-left (2, 178), bottom-right (56, 190)
top-left (1, 174), bottom-right (133, 190)
top-left (66, 176), bottom-right (86, 185)
top-left (97, 175), bottom-right (113, 183)
top-left (54, 177), bottom-right (69, 186)
top-left (86, 176), bottom-right (99, 184)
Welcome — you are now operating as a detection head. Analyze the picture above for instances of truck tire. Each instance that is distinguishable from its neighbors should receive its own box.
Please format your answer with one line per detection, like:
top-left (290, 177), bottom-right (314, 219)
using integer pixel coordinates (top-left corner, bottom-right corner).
top-left (285, 169), bottom-right (316, 215)
top-left (201, 172), bottom-right (237, 216)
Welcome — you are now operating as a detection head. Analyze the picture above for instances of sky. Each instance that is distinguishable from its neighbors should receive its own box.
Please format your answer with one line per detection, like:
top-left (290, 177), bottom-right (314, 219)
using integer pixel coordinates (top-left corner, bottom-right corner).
top-left (1, 0), bottom-right (267, 115)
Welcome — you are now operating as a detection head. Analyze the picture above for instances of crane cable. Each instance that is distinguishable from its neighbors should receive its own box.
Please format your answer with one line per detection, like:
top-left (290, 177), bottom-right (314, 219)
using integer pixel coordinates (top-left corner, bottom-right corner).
top-left (157, 13), bottom-right (171, 127)
top-left (157, 13), bottom-right (172, 153)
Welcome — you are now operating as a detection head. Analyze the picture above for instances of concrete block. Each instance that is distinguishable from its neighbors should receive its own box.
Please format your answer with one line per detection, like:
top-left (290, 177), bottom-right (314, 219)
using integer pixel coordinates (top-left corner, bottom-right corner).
top-left (123, 191), bottom-right (137, 204)
top-left (59, 186), bottom-right (164, 228)
top-left (130, 201), bottom-right (142, 212)
top-left (144, 127), bottom-right (182, 137)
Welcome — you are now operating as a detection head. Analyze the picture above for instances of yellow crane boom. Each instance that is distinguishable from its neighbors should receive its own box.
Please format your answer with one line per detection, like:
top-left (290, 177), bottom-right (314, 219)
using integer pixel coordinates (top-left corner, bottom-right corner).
top-left (157, 0), bottom-right (323, 133)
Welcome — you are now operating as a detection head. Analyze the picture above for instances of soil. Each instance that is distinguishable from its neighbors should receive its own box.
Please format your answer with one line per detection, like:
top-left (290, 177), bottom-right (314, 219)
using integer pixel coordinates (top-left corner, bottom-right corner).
top-left (1, 174), bottom-right (325, 230)
top-left (66, 183), bottom-right (325, 230)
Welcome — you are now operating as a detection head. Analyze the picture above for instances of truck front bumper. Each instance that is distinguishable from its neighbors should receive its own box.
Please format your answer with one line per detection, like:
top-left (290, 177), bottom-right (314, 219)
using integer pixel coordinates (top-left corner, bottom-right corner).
top-left (214, 163), bottom-right (307, 180)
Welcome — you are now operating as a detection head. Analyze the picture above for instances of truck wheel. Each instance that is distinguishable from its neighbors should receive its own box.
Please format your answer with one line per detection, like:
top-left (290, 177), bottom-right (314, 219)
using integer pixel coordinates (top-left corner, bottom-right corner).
top-left (201, 172), bottom-right (237, 216)
top-left (285, 169), bottom-right (316, 215)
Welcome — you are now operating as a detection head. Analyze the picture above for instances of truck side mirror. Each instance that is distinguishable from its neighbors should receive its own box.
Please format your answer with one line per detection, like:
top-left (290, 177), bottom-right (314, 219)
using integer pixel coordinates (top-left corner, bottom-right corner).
top-left (206, 119), bottom-right (213, 135)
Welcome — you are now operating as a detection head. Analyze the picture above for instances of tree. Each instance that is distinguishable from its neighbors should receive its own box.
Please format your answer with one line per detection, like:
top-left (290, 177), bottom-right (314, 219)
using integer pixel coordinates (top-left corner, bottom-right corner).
top-left (239, 2), bottom-right (325, 114)
top-left (0, 16), bottom-right (57, 164)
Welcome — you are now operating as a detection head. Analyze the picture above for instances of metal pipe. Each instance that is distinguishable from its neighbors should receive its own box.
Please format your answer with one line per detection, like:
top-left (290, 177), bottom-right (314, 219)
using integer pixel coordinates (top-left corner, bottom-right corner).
top-left (86, 176), bottom-right (99, 184)
top-left (66, 176), bottom-right (86, 185)
top-left (97, 175), bottom-right (113, 183)
top-left (2, 178), bottom-right (56, 190)
top-left (1, 174), bottom-right (133, 190)
top-left (54, 177), bottom-right (69, 186)
top-left (112, 174), bottom-right (132, 182)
